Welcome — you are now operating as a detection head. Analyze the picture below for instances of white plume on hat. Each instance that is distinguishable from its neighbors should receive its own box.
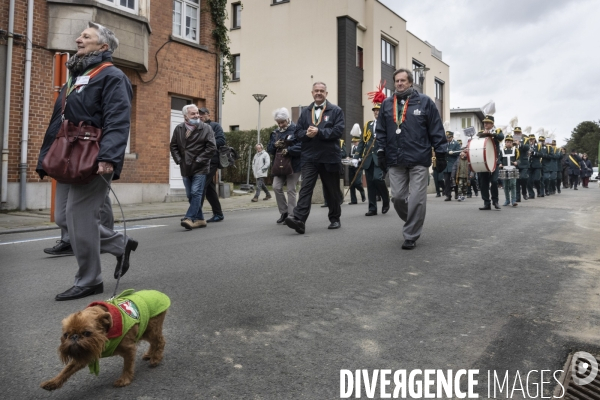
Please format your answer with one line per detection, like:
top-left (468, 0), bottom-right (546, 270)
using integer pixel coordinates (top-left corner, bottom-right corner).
top-left (509, 116), bottom-right (518, 129)
top-left (481, 100), bottom-right (496, 116)
top-left (443, 120), bottom-right (450, 131)
top-left (536, 127), bottom-right (545, 136)
top-left (524, 126), bottom-right (532, 134)
top-left (350, 123), bottom-right (361, 137)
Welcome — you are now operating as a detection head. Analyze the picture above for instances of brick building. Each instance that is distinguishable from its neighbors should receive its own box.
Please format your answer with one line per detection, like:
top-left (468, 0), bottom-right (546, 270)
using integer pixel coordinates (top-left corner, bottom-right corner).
top-left (0, 0), bottom-right (220, 210)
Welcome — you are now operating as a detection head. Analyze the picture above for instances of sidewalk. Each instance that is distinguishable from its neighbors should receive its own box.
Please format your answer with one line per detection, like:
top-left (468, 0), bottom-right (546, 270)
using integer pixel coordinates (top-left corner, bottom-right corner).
top-left (0, 190), bottom-right (279, 235)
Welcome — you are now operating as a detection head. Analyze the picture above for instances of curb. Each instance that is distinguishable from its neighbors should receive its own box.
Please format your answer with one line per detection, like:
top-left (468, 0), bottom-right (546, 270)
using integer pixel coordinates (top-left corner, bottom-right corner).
top-left (0, 204), bottom-right (277, 236)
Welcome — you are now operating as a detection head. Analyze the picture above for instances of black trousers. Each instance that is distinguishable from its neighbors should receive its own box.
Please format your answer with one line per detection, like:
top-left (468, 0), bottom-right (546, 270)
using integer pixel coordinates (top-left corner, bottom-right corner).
top-left (348, 167), bottom-right (365, 203)
top-left (478, 169), bottom-right (499, 206)
top-left (294, 162), bottom-right (341, 223)
top-left (200, 162), bottom-right (223, 216)
top-left (443, 172), bottom-right (458, 198)
top-left (365, 162), bottom-right (389, 212)
top-left (433, 170), bottom-right (442, 195)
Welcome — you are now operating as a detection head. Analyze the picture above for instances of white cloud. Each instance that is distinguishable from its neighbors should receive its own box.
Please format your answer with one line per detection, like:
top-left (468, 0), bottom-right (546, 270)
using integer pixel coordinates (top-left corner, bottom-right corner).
top-left (380, 0), bottom-right (600, 144)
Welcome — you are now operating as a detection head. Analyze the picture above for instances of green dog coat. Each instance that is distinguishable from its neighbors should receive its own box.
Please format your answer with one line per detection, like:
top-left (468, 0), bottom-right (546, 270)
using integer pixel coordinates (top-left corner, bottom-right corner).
top-left (87, 289), bottom-right (170, 374)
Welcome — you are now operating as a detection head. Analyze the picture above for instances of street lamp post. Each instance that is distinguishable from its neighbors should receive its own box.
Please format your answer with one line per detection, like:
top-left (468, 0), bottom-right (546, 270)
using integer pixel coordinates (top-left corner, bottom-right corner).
top-left (252, 94), bottom-right (267, 145)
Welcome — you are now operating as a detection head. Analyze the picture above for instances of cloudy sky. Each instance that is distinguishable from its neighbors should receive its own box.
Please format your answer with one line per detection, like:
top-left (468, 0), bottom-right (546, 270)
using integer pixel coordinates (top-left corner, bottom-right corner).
top-left (380, 0), bottom-right (600, 144)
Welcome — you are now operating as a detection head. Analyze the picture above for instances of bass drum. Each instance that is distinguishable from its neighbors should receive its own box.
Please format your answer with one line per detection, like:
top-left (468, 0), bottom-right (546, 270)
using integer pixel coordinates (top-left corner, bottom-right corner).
top-left (467, 137), bottom-right (497, 173)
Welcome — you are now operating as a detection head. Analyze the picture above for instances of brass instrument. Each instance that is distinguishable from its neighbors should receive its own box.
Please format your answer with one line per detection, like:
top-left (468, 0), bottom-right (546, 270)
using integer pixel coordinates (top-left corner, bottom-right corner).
top-left (432, 148), bottom-right (436, 169)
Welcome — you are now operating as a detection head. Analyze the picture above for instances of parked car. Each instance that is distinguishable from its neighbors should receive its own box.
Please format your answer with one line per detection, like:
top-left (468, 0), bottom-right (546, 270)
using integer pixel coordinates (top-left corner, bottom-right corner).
top-left (591, 167), bottom-right (599, 182)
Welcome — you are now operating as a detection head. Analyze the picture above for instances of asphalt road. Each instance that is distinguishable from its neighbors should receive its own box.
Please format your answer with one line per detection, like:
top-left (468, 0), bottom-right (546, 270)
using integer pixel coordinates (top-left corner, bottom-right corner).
top-left (1, 185), bottom-right (599, 399)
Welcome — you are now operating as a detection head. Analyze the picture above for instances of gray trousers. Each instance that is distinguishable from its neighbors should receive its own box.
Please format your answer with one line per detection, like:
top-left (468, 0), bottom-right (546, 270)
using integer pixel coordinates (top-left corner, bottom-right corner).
top-left (55, 174), bottom-right (126, 287)
top-left (59, 193), bottom-right (114, 243)
top-left (272, 172), bottom-right (301, 215)
top-left (388, 165), bottom-right (429, 241)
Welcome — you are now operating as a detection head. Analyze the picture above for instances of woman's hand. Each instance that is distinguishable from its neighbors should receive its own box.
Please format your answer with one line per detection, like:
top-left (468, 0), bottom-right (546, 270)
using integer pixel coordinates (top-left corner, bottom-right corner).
top-left (97, 161), bottom-right (114, 175)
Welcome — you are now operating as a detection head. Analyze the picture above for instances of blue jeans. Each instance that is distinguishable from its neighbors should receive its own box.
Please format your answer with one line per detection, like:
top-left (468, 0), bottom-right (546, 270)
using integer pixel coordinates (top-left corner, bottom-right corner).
top-left (182, 174), bottom-right (207, 221)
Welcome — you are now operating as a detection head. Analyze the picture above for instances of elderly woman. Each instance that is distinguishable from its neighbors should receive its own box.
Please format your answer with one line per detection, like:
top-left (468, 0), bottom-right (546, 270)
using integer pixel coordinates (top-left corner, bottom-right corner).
top-left (267, 108), bottom-right (302, 224)
top-left (581, 153), bottom-right (593, 188)
top-left (37, 22), bottom-right (135, 301)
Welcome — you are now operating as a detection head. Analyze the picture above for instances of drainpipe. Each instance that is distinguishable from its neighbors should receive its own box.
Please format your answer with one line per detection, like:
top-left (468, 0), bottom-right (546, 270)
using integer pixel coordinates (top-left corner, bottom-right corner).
top-left (19, 0), bottom-right (34, 210)
top-left (217, 55), bottom-right (223, 187)
top-left (1, 0), bottom-right (15, 210)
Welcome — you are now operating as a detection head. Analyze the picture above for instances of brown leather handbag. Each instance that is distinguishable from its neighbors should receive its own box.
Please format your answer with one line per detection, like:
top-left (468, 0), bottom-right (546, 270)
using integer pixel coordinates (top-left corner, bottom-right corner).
top-left (272, 149), bottom-right (293, 176)
top-left (42, 62), bottom-right (112, 184)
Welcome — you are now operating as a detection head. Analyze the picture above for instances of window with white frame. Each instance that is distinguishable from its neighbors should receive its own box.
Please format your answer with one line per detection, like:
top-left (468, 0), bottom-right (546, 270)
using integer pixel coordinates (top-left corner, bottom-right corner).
top-left (231, 54), bottom-right (240, 80)
top-left (461, 117), bottom-right (472, 129)
top-left (381, 38), bottom-right (396, 67)
top-left (173, 0), bottom-right (200, 43)
top-left (99, 0), bottom-right (138, 14)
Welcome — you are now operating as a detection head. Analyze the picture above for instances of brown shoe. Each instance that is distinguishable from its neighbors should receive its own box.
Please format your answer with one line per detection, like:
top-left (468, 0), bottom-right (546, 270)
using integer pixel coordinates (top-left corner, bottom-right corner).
top-left (263, 196), bottom-right (272, 200)
top-left (251, 198), bottom-right (258, 202)
top-left (181, 218), bottom-right (193, 230)
top-left (192, 219), bottom-right (207, 228)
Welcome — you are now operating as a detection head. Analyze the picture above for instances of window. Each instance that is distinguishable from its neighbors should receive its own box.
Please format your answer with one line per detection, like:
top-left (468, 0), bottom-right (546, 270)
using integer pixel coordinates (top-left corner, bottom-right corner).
top-left (99, 0), bottom-right (137, 14)
top-left (231, 54), bottom-right (240, 80)
top-left (384, 88), bottom-right (392, 97)
top-left (381, 38), bottom-right (396, 67)
top-left (230, 125), bottom-right (240, 131)
top-left (173, 0), bottom-right (200, 43)
top-left (171, 96), bottom-right (192, 111)
top-left (435, 79), bottom-right (444, 100)
top-left (356, 46), bottom-right (363, 69)
top-left (232, 3), bottom-right (242, 29)
top-left (461, 117), bottom-right (472, 129)
top-left (412, 60), bottom-right (425, 90)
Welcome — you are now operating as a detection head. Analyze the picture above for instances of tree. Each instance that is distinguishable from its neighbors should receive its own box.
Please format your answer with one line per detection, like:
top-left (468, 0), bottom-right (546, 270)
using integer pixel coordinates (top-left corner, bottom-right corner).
top-left (565, 120), bottom-right (600, 166)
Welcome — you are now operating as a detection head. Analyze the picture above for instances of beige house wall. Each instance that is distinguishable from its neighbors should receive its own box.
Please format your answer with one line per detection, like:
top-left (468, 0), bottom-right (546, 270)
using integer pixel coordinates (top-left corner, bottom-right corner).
top-left (223, 0), bottom-right (450, 132)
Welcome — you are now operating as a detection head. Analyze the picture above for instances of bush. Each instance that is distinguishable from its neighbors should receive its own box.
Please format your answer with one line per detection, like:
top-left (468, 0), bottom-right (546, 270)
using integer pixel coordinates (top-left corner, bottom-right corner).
top-left (221, 125), bottom-right (277, 184)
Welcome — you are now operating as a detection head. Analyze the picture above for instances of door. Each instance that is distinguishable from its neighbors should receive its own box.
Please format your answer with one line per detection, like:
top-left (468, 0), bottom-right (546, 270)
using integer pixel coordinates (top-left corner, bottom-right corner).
top-left (169, 110), bottom-right (185, 190)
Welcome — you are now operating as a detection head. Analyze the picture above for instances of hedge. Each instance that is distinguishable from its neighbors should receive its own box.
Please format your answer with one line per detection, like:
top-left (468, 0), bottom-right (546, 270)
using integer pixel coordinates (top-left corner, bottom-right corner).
top-left (221, 125), bottom-right (278, 184)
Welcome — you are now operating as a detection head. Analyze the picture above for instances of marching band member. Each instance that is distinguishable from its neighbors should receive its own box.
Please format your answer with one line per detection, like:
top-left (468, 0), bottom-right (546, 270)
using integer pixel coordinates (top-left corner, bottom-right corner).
top-left (539, 135), bottom-right (554, 196)
top-left (513, 127), bottom-right (530, 202)
top-left (499, 135), bottom-right (519, 207)
top-left (353, 86), bottom-right (390, 216)
top-left (442, 131), bottom-right (461, 201)
top-left (476, 115), bottom-right (504, 210)
top-left (553, 140), bottom-right (564, 193)
top-left (527, 134), bottom-right (543, 198)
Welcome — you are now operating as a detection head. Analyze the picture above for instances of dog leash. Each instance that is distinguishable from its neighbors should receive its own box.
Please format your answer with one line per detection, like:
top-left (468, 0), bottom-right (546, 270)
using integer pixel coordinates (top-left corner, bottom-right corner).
top-left (100, 174), bottom-right (127, 299)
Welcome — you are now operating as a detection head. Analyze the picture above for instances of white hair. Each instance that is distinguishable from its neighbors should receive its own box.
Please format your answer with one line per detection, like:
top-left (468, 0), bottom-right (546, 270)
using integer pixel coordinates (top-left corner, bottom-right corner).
top-left (273, 107), bottom-right (290, 121)
top-left (182, 104), bottom-right (198, 117)
top-left (88, 21), bottom-right (119, 52)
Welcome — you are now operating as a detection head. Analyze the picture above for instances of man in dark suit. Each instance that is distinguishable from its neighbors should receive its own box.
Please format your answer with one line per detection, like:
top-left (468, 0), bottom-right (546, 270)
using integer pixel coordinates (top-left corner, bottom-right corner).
top-left (442, 131), bottom-right (461, 201)
top-left (348, 136), bottom-right (366, 204)
top-left (285, 82), bottom-right (345, 234)
top-left (353, 103), bottom-right (390, 215)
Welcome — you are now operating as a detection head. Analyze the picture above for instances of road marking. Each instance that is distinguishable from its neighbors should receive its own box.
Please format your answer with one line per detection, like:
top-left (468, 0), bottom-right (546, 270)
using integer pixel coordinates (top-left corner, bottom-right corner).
top-left (0, 225), bottom-right (167, 246)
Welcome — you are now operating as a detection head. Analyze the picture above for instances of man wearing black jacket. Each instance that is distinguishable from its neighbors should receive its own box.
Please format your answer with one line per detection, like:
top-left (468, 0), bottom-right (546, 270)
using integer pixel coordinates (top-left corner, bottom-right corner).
top-left (375, 69), bottom-right (447, 250)
top-left (198, 108), bottom-right (226, 222)
top-left (285, 82), bottom-right (345, 234)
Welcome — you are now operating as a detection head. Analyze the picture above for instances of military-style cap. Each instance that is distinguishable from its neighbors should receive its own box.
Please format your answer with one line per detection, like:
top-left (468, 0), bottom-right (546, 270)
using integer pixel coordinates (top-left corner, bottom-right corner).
top-left (482, 115), bottom-right (495, 124)
top-left (513, 127), bottom-right (522, 133)
top-left (372, 103), bottom-right (381, 111)
top-left (505, 134), bottom-right (514, 141)
top-left (552, 140), bottom-right (556, 144)
top-left (446, 131), bottom-right (454, 137)
top-left (457, 139), bottom-right (463, 145)
top-left (539, 136), bottom-right (546, 141)
top-left (198, 107), bottom-right (210, 114)
top-left (528, 134), bottom-right (536, 139)
top-left (351, 136), bottom-right (360, 142)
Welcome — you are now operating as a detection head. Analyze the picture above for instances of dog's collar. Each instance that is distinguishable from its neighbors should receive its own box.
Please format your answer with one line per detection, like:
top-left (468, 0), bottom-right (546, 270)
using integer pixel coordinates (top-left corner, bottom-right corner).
top-left (87, 301), bottom-right (123, 339)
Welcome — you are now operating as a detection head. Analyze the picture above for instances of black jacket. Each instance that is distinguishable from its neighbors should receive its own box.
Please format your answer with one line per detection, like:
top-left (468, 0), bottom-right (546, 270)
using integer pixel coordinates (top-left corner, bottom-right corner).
top-left (267, 122), bottom-right (301, 173)
top-left (375, 90), bottom-right (446, 167)
top-left (567, 153), bottom-right (582, 175)
top-left (37, 51), bottom-right (132, 180)
top-left (170, 122), bottom-right (217, 176)
top-left (295, 100), bottom-right (345, 166)
top-left (206, 120), bottom-right (226, 165)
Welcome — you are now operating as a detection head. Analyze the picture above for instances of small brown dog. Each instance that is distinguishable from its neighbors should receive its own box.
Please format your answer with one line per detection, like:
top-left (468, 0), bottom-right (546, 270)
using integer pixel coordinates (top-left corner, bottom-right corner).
top-left (41, 289), bottom-right (170, 390)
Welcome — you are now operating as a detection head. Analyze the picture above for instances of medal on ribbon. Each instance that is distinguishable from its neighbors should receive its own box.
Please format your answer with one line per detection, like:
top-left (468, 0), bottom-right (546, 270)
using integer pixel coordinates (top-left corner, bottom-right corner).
top-left (393, 95), bottom-right (410, 134)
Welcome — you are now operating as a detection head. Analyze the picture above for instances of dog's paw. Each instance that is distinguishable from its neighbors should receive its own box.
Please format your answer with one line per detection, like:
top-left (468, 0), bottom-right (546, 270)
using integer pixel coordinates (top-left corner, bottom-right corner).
top-left (40, 379), bottom-right (61, 391)
top-left (113, 377), bottom-right (132, 387)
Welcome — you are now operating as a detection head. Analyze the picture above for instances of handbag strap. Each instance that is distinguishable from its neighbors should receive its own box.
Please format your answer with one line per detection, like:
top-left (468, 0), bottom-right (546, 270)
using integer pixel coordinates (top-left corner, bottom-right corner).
top-left (61, 62), bottom-right (114, 116)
